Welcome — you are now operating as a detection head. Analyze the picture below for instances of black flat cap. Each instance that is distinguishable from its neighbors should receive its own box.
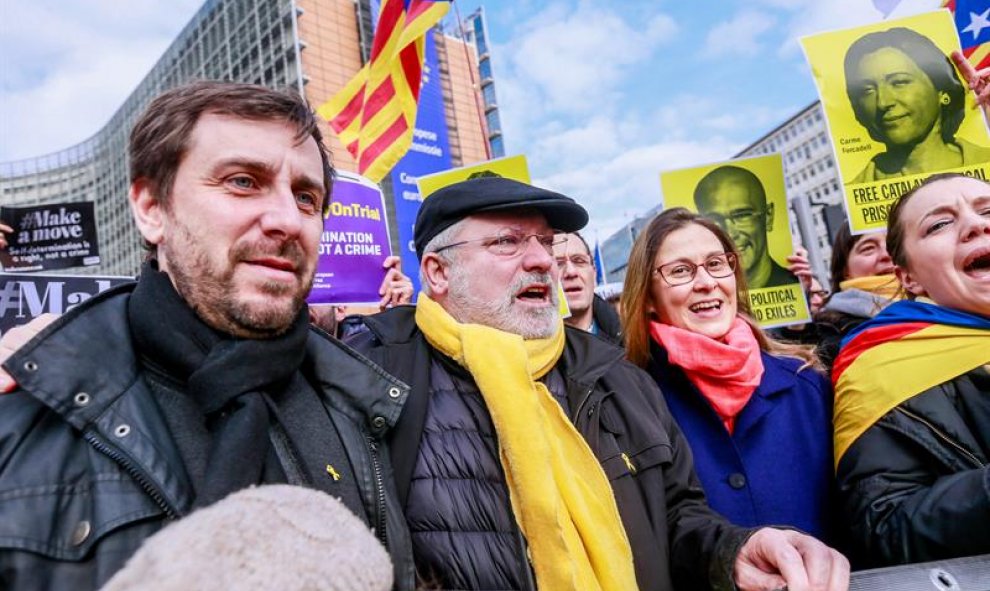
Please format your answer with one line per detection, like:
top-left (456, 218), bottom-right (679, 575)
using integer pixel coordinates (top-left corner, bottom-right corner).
top-left (414, 177), bottom-right (588, 258)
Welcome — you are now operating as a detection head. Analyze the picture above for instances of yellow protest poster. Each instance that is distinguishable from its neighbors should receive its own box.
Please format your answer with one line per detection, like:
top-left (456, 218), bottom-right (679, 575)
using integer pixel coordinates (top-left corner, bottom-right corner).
top-left (660, 154), bottom-right (811, 329)
top-left (801, 10), bottom-right (990, 234)
top-left (416, 154), bottom-right (531, 198)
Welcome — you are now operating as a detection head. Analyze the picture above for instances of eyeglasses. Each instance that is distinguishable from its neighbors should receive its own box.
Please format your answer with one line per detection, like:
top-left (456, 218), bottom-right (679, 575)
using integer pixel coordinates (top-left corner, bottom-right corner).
top-left (555, 254), bottom-right (593, 269)
top-left (433, 228), bottom-right (567, 257)
top-left (809, 289), bottom-right (830, 300)
top-left (705, 209), bottom-right (766, 230)
top-left (653, 253), bottom-right (737, 286)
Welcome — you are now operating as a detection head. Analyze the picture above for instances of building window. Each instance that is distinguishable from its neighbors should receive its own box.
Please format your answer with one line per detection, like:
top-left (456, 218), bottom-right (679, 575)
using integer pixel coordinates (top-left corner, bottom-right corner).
top-left (482, 83), bottom-right (496, 106)
top-left (473, 18), bottom-right (488, 55)
top-left (486, 110), bottom-right (501, 134)
top-left (490, 135), bottom-right (505, 157)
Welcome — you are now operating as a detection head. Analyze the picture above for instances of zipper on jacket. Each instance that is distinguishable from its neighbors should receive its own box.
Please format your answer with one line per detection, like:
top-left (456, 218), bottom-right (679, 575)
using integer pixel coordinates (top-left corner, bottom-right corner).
top-left (572, 386), bottom-right (596, 423)
top-left (895, 407), bottom-right (985, 467)
top-left (366, 436), bottom-right (389, 549)
top-left (84, 432), bottom-right (179, 520)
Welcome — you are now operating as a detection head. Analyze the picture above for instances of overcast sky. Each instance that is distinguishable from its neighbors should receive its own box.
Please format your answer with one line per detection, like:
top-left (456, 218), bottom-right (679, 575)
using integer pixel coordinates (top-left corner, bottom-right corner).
top-left (1, 0), bottom-right (942, 239)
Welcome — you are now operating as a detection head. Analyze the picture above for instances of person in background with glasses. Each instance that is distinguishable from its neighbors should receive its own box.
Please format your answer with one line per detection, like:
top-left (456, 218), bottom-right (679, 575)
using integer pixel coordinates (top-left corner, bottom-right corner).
top-left (347, 179), bottom-right (848, 591)
top-left (694, 165), bottom-right (794, 289)
top-left (553, 231), bottom-right (622, 344)
top-left (620, 207), bottom-right (836, 546)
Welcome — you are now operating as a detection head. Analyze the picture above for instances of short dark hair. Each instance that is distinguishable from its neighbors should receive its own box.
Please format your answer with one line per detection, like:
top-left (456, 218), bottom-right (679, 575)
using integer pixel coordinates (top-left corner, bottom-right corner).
top-left (843, 27), bottom-right (965, 143)
top-left (693, 165), bottom-right (768, 210)
top-left (129, 80), bottom-right (334, 215)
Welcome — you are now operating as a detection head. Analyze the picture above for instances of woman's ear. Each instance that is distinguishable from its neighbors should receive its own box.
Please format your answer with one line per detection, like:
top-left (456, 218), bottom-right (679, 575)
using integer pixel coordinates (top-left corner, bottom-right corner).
top-left (645, 291), bottom-right (661, 320)
top-left (894, 265), bottom-right (926, 298)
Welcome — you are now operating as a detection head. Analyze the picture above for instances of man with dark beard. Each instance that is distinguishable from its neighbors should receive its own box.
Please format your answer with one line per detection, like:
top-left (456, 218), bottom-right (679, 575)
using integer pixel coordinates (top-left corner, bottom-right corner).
top-left (0, 82), bottom-right (413, 590)
top-left (348, 176), bottom-right (849, 591)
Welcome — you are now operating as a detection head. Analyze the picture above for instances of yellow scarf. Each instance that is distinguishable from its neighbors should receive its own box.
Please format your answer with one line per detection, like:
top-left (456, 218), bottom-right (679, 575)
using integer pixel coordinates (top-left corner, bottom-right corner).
top-left (839, 274), bottom-right (902, 299)
top-left (415, 294), bottom-right (637, 591)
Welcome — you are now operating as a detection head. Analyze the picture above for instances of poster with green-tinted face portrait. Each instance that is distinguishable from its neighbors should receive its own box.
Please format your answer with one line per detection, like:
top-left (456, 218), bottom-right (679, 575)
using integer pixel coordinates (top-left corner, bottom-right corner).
top-left (802, 10), bottom-right (990, 234)
top-left (660, 154), bottom-right (811, 329)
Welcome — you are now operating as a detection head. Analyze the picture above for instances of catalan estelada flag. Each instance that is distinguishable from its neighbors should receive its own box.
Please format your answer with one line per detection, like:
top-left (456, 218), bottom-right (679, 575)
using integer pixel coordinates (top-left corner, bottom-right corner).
top-left (944, 0), bottom-right (990, 69)
top-left (317, 0), bottom-right (450, 183)
top-left (832, 300), bottom-right (990, 469)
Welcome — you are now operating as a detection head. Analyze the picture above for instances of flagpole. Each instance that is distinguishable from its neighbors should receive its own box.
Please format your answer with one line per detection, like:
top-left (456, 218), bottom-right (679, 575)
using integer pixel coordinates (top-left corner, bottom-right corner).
top-left (451, 0), bottom-right (493, 160)
top-left (593, 229), bottom-right (607, 285)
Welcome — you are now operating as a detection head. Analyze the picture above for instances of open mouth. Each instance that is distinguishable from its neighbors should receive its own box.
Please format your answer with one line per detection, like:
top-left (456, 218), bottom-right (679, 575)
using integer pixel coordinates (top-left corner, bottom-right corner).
top-left (963, 247), bottom-right (990, 278)
top-left (689, 300), bottom-right (723, 314)
top-left (516, 284), bottom-right (551, 303)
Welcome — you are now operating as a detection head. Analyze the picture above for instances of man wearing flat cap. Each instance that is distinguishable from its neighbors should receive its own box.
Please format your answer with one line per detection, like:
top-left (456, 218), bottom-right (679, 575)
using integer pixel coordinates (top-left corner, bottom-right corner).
top-left (348, 177), bottom-right (848, 591)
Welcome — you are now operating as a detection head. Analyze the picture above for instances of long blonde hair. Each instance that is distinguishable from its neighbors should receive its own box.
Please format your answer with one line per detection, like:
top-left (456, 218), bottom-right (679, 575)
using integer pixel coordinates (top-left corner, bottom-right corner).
top-left (620, 208), bottom-right (821, 370)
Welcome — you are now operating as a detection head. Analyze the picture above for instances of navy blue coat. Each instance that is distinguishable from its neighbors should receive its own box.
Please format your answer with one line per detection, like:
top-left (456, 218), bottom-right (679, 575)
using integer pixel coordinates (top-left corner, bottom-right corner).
top-left (647, 343), bottom-right (834, 541)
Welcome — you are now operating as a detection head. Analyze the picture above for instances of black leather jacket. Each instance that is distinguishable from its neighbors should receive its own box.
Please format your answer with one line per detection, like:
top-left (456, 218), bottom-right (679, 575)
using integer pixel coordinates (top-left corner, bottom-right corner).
top-left (348, 306), bottom-right (752, 591)
top-left (837, 366), bottom-right (990, 568)
top-left (0, 285), bottom-right (415, 590)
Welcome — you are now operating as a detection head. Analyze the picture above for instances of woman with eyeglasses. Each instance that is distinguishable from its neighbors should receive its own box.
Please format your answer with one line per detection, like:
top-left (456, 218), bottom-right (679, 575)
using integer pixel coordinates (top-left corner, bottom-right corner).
top-left (620, 208), bottom-right (834, 541)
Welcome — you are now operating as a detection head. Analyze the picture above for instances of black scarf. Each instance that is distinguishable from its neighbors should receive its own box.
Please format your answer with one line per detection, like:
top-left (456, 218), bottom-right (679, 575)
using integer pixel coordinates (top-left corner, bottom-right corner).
top-left (128, 262), bottom-right (309, 509)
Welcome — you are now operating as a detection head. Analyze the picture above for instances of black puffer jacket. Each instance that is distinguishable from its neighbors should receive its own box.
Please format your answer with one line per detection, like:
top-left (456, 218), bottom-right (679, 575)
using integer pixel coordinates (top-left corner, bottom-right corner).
top-left (813, 309), bottom-right (867, 374)
top-left (837, 366), bottom-right (990, 568)
top-left (348, 306), bottom-right (752, 591)
top-left (0, 286), bottom-right (415, 590)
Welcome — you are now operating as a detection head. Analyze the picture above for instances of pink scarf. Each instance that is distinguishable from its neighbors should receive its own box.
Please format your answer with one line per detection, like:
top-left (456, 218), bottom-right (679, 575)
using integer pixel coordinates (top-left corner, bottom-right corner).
top-left (649, 317), bottom-right (764, 434)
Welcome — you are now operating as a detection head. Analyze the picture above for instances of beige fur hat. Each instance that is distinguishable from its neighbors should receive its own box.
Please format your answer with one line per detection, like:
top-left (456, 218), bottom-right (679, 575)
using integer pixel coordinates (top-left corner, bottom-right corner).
top-left (101, 485), bottom-right (392, 591)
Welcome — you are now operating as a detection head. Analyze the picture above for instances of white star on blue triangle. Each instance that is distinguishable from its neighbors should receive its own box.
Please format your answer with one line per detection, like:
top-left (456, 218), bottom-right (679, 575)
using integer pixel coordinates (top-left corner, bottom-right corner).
top-left (956, 1), bottom-right (990, 48)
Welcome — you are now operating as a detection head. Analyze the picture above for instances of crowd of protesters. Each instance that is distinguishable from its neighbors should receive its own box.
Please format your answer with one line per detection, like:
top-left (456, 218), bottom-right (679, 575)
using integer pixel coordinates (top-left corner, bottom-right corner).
top-left (0, 49), bottom-right (987, 591)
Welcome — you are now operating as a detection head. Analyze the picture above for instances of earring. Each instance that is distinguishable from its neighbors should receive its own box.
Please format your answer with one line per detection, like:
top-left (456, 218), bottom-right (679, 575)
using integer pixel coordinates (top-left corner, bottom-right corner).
top-left (940, 94), bottom-right (951, 105)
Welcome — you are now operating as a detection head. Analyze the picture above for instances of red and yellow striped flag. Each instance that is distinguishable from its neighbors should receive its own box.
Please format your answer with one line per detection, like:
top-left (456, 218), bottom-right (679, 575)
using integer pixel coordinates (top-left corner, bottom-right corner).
top-left (831, 300), bottom-right (990, 468)
top-left (317, 0), bottom-right (451, 182)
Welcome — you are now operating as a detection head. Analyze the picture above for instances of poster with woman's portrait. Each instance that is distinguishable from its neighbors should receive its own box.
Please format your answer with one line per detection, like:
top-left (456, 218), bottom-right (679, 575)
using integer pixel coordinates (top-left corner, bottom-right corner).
top-left (660, 154), bottom-right (811, 329)
top-left (802, 10), bottom-right (990, 234)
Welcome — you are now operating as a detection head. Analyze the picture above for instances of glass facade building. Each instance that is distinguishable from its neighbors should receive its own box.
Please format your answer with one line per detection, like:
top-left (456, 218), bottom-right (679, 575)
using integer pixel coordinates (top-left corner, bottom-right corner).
top-left (1, 0), bottom-right (490, 276)
top-left (460, 7), bottom-right (505, 158)
top-left (1, 0), bottom-right (302, 276)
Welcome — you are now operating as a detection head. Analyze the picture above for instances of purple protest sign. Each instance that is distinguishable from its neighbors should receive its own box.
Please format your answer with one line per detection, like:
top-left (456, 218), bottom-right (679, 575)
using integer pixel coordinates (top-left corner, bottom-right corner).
top-left (307, 171), bottom-right (392, 305)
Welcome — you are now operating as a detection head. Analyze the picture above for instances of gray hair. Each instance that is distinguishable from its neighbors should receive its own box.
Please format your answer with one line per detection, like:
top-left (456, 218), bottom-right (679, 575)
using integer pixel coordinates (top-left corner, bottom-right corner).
top-left (419, 219), bottom-right (466, 296)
